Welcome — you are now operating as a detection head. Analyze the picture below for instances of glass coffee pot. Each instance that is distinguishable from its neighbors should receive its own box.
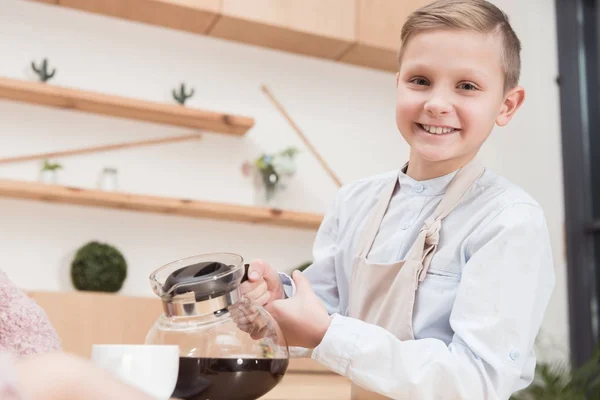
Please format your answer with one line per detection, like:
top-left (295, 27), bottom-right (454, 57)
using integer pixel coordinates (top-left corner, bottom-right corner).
top-left (145, 253), bottom-right (289, 400)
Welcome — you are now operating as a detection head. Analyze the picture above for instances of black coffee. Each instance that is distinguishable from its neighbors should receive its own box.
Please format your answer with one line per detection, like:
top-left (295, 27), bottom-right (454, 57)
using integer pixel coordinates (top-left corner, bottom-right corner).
top-left (172, 357), bottom-right (288, 400)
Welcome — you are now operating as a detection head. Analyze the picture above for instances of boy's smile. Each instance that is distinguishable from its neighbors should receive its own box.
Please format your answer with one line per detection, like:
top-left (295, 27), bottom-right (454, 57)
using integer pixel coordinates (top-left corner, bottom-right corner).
top-left (395, 28), bottom-right (524, 180)
top-left (415, 123), bottom-right (460, 135)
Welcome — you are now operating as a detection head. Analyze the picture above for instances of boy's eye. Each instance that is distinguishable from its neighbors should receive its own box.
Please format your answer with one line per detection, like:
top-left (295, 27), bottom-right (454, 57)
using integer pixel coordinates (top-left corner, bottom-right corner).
top-left (458, 82), bottom-right (478, 91)
top-left (409, 77), bottom-right (430, 86)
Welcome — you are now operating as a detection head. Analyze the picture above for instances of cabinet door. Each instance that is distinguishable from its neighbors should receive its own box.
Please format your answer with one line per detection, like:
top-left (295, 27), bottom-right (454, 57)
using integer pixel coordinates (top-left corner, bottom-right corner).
top-left (340, 0), bottom-right (432, 72)
top-left (57, 0), bottom-right (222, 35)
top-left (209, 0), bottom-right (356, 60)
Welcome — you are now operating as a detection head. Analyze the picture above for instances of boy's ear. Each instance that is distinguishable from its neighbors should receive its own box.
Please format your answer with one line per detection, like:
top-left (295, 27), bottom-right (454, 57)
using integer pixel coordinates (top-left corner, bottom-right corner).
top-left (496, 86), bottom-right (525, 126)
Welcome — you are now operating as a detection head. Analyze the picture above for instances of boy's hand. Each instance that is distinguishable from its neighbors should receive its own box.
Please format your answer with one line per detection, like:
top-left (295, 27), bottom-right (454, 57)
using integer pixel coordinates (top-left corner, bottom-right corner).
top-left (266, 270), bottom-right (332, 349)
top-left (239, 259), bottom-right (285, 306)
top-left (229, 297), bottom-right (278, 341)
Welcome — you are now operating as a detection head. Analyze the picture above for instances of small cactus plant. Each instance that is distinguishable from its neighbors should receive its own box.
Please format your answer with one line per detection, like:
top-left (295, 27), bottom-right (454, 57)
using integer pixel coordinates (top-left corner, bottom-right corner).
top-left (31, 58), bottom-right (56, 82)
top-left (172, 83), bottom-right (195, 105)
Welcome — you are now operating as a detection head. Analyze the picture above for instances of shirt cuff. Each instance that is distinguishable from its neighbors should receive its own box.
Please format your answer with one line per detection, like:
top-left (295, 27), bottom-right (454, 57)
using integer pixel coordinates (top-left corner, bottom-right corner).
top-left (288, 346), bottom-right (314, 358)
top-left (311, 314), bottom-right (363, 376)
top-left (278, 272), bottom-right (296, 298)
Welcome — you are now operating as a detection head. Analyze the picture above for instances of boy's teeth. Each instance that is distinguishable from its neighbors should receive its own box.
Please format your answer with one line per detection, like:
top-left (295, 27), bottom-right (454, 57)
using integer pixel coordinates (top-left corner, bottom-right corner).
top-left (421, 124), bottom-right (455, 135)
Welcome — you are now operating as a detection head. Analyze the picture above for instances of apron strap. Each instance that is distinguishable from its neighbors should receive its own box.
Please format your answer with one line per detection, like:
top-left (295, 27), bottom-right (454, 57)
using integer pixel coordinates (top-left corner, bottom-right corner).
top-left (406, 158), bottom-right (485, 280)
top-left (357, 168), bottom-right (402, 259)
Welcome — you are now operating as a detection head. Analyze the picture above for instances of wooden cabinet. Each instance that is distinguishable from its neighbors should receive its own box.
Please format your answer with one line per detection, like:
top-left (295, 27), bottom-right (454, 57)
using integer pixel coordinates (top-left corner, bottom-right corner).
top-left (56, 0), bottom-right (221, 35)
top-left (209, 0), bottom-right (356, 60)
top-left (30, 0), bottom-right (435, 73)
top-left (339, 0), bottom-right (433, 72)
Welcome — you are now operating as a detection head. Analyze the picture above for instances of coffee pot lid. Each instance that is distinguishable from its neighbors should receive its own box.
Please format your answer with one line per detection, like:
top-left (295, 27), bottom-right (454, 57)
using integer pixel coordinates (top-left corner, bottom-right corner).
top-left (149, 253), bottom-right (246, 302)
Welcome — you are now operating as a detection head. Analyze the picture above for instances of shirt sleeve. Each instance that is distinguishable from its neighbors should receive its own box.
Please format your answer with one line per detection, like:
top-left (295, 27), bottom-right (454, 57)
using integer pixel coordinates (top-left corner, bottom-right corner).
top-left (311, 203), bottom-right (556, 400)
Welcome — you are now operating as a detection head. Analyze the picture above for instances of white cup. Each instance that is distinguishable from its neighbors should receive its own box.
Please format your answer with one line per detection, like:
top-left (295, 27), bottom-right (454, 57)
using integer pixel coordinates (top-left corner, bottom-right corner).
top-left (91, 344), bottom-right (179, 400)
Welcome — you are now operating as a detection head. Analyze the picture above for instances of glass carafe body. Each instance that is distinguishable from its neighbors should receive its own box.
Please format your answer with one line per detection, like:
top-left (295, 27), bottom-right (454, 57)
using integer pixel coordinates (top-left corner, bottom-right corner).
top-left (146, 253), bottom-right (289, 400)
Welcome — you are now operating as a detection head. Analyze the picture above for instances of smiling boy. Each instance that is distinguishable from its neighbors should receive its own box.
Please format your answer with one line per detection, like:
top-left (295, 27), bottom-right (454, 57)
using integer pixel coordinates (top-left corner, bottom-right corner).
top-left (240, 1), bottom-right (555, 399)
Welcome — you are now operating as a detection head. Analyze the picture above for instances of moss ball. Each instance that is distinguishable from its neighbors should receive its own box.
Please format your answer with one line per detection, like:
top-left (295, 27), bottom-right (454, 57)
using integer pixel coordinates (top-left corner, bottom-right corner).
top-left (70, 241), bottom-right (127, 292)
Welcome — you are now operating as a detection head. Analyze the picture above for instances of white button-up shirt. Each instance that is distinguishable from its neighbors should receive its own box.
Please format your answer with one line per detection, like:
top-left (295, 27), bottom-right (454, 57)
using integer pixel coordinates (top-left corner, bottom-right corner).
top-left (282, 167), bottom-right (555, 400)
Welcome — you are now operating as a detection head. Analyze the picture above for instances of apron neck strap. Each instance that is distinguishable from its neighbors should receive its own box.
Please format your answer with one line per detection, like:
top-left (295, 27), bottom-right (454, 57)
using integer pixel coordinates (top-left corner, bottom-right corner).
top-left (430, 158), bottom-right (485, 220)
top-left (358, 158), bottom-right (485, 260)
top-left (357, 169), bottom-right (400, 259)
top-left (407, 158), bottom-right (485, 279)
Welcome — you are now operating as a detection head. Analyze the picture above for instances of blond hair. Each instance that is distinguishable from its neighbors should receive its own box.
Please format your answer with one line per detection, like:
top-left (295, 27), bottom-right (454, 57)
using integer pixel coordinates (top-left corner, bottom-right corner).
top-left (399, 0), bottom-right (521, 91)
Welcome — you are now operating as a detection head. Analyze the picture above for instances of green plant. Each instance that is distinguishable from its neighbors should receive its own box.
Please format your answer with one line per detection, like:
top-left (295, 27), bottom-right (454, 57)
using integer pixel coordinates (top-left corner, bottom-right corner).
top-left (31, 58), bottom-right (56, 82)
top-left (242, 146), bottom-right (300, 201)
top-left (172, 82), bottom-right (195, 105)
top-left (296, 261), bottom-right (312, 272)
top-left (510, 345), bottom-right (600, 400)
top-left (70, 241), bottom-right (127, 292)
top-left (41, 159), bottom-right (62, 171)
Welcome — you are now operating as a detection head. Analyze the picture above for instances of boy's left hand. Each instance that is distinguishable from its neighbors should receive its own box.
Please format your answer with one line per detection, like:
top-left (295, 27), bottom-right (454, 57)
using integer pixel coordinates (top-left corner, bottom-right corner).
top-left (266, 270), bottom-right (332, 348)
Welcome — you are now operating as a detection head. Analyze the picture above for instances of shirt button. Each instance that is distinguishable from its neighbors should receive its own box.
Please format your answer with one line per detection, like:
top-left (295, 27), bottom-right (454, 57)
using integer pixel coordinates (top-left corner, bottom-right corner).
top-left (413, 184), bottom-right (425, 193)
top-left (401, 222), bottom-right (410, 230)
top-left (509, 349), bottom-right (520, 361)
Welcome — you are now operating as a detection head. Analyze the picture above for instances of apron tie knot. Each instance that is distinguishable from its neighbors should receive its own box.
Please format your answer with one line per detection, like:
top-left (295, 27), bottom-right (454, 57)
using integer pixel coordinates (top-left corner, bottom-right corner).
top-left (422, 217), bottom-right (441, 246)
top-left (418, 217), bottom-right (442, 281)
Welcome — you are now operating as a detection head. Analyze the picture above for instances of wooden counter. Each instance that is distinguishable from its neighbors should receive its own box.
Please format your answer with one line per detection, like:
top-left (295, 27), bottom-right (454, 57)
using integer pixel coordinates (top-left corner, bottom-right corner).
top-left (29, 290), bottom-right (351, 399)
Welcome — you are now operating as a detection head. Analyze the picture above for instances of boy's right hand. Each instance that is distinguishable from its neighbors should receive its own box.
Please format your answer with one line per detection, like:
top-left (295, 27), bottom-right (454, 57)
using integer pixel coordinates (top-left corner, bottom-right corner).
top-left (239, 259), bottom-right (285, 306)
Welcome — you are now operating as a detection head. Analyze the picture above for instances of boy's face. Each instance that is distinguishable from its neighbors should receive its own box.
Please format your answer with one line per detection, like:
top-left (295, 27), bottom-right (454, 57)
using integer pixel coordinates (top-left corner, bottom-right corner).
top-left (395, 29), bottom-right (524, 172)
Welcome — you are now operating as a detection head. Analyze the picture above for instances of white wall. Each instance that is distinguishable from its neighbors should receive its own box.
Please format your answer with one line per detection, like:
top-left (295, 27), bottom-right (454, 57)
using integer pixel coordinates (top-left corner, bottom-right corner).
top-left (0, 0), bottom-right (568, 361)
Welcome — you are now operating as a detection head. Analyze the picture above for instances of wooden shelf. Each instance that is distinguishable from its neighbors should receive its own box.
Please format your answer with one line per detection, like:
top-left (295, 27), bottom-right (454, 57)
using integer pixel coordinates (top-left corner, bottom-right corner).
top-left (0, 179), bottom-right (323, 230)
top-left (0, 77), bottom-right (254, 136)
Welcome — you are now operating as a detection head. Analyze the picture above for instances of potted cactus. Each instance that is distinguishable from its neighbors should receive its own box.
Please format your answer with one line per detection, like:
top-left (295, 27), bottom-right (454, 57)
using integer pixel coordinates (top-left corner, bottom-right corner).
top-left (31, 58), bottom-right (56, 82)
top-left (172, 82), bottom-right (195, 105)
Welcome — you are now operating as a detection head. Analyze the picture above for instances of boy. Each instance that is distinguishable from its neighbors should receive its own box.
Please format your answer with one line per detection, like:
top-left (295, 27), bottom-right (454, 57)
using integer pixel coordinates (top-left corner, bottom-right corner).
top-left (239, 0), bottom-right (555, 398)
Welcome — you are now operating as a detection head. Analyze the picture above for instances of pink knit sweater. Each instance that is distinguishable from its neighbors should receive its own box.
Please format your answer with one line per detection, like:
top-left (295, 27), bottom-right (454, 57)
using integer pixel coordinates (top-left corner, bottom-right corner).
top-left (0, 270), bottom-right (62, 397)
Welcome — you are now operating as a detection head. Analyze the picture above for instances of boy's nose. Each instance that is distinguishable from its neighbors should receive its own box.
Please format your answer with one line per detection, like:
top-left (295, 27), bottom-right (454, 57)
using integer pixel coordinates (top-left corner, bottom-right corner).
top-left (424, 97), bottom-right (452, 117)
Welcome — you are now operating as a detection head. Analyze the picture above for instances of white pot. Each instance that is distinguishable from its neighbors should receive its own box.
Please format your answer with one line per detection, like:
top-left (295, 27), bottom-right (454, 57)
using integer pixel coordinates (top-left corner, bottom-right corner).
top-left (252, 169), bottom-right (291, 209)
top-left (39, 169), bottom-right (58, 184)
top-left (98, 167), bottom-right (119, 191)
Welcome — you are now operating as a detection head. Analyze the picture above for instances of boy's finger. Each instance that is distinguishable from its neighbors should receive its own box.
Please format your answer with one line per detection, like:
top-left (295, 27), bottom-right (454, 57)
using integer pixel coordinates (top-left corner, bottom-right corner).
top-left (248, 259), bottom-right (269, 281)
top-left (239, 279), bottom-right (261, 295)
top-left (291, 270), bottom-right (313, 296)
top-left (254, 290), bottom-right (270, 307)
top-left (244, 281), bottom-right (268, 302)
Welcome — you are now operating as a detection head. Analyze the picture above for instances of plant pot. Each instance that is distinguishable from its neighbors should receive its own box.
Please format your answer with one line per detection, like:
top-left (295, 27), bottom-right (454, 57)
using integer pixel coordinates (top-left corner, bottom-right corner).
top-left (39, 169), bottom-right (58, 184)
top-left (252, 168), bottom-right (288, 208)
top-left (98, 167), bottom-right (119, 191)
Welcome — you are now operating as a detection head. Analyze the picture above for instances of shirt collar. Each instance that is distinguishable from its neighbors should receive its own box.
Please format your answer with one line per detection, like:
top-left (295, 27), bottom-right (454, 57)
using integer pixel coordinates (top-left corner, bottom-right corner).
top-left (397, 163), bottom-right (459, 196)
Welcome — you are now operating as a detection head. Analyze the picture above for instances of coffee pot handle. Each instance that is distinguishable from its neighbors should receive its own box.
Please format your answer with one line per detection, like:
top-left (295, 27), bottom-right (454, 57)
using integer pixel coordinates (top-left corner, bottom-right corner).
top-left (241, 263), bottom-right (250, 283)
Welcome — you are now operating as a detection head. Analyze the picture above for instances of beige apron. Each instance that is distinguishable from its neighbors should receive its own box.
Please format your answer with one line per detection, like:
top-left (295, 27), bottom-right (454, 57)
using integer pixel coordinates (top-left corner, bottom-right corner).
top-left (348, 159), bottom-right (485, 400)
